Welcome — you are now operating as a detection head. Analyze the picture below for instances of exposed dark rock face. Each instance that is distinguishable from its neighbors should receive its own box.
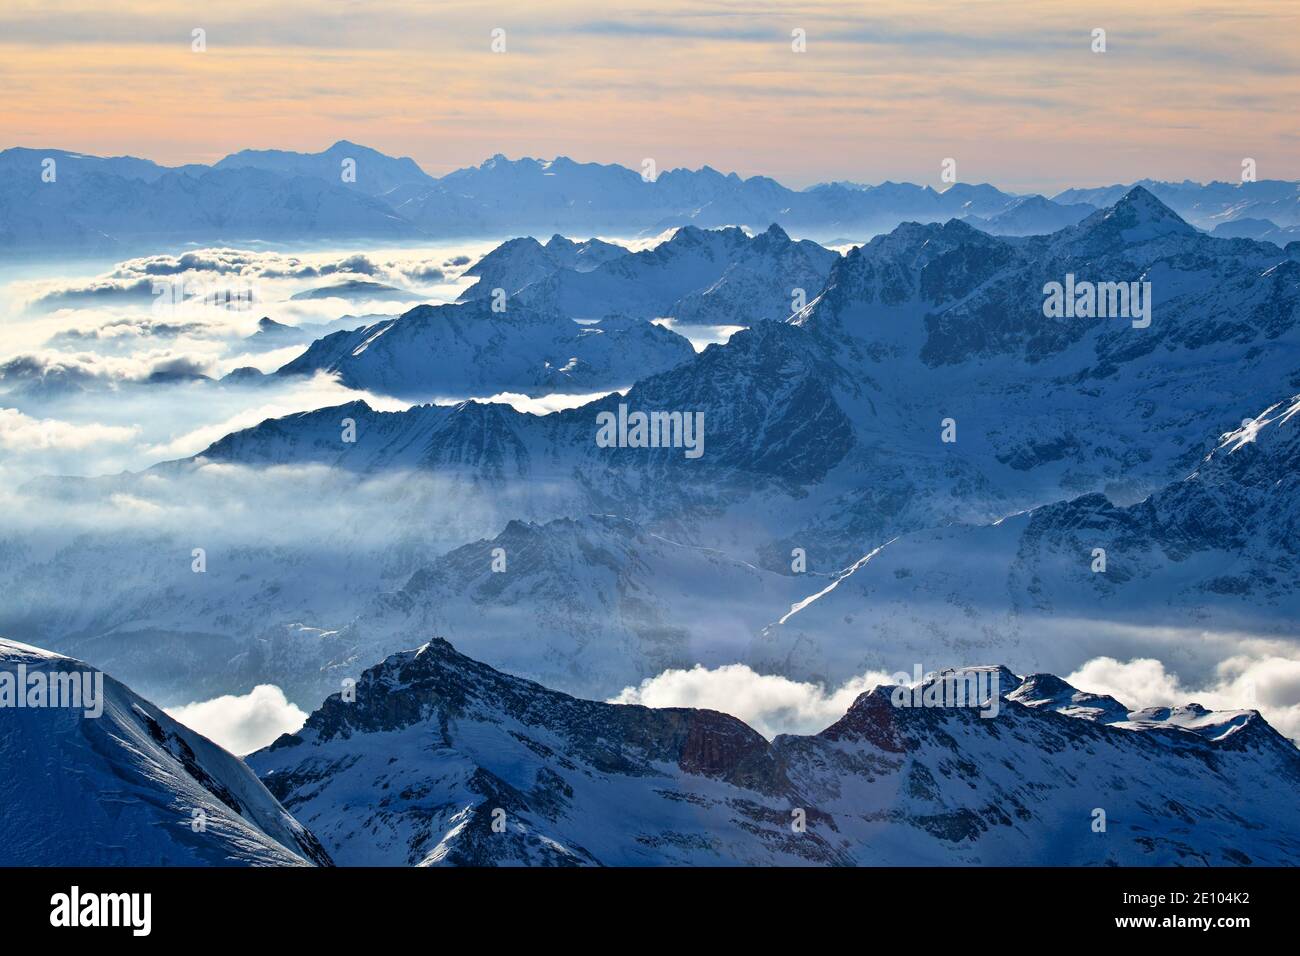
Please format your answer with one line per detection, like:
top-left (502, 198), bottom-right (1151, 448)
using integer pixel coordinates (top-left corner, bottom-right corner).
top-left (251, 639), bottom-right (1300, 867)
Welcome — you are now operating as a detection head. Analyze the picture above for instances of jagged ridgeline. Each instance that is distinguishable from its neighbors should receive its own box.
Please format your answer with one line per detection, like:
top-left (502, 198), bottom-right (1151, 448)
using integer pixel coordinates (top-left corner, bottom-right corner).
top-left (5, 638), bottom-right (1297, 866)
top-left (4, 143), bottom-right (1299, 253)
top-left (248, 639), bottom-right (1300, 867)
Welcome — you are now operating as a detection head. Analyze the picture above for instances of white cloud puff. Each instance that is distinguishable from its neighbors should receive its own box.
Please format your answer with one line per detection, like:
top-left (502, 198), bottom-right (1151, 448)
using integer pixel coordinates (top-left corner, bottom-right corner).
top-left (1067, 655), bottom-right (1300, 742)
top-left (613, 653), bottom-right (1300, 744)
top-left (609, 663), bottom-right (895, 739)
top-left (165, 684), bottom-right (308, 756)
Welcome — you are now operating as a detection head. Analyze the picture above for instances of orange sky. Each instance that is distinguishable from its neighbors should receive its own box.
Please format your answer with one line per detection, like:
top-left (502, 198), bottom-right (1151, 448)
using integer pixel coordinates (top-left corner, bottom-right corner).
top-left (1, 0), bottom-right (1296, 191)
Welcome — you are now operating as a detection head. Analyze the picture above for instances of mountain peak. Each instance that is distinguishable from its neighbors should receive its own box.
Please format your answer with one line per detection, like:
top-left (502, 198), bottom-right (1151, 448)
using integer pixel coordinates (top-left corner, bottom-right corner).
top-left (1118, 184), bottom-right (1176, 213)
top-left (1076, 185), bottom-right (1195, 244)
top-left (246, 638), bottom-right (1300, 866)
top-left (266, 636), bottom-right (779, 791)
top-left (1008, 673), bottom-right (1132, 723)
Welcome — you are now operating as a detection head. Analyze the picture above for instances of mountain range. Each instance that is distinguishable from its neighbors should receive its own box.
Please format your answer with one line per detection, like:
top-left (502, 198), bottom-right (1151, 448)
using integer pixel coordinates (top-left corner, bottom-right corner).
top-left (9, 635), bottom-right (1295, 866)
top-left (5, 141), bottom-right (1300, 252)
top-left (249, 638), bottom-right (1300, 866)
top-left (512, 223), bottom-right (840, 325)
top-left (5, 158), bottom-right (1300, 870)
top-left (5, 187), bottom-right (1299, 710)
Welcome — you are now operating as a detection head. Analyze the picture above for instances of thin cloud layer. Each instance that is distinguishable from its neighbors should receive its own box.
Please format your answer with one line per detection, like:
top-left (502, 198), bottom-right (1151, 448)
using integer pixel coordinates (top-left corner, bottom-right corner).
top-left (0, 406), bottom-right (139, 451)
top-left (21, 248), bottom-right (462, 313)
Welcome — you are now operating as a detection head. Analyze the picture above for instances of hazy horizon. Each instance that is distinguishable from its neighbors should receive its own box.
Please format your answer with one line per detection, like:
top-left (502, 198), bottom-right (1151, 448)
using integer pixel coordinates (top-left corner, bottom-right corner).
top-left (2, 1), bottom-right (1297, 193)
top-left (8, 138), bottom-right (1299, 196)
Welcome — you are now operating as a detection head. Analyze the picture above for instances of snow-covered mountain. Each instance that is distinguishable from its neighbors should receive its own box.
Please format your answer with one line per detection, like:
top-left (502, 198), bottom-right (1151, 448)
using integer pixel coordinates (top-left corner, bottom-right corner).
top-left (0, 159), bottom-right (422, 252)
top-left (242, 314), bottom-right (381, 352)
top-left (395, 154), bottom-right (808, 237)
top-left (247, 188), bottom-right (1300, 561)
top-left (514, 224), bottom-right (840, 324)
top-left (6, 140), bottom-right (1298, 252)
top-left (1210, 217), bottom-right (1300, 246)
top-left (276, 300), bottom-right (695, 397)
top-left (753, 390), bottom-right (1300, 686)
top-left (7, 188), bottom-right (1298, 715)
top-left (0, 141), bottom-right (435, 252)
top-left (0, 323), bottom-right (857, 705)
top-left (11, 378), bottom-right (1292, 716)
top-left (0, 638), bottom-right (330, 866)
top-left (0, 146), bottom-right (203, 183)
top-left (1053, 178), bottom-right (1300, 230)
top-left (457, 234), bottom-right (629, 302)
top-left (223, 191), bottom-right (1300, 667)
top-left (783, 189), bottom-right (1300, 527)
top-left (249, 638), bottom-right (1300, 866)
top-left (289, 279), bottom-right (426, 303)
top-left (963, 195), bottom-right (1097, 235)
top-left (196, 385), bottom-right (1300, 705)
top-left (212, 140), bottom-right (438, 201)
top-left (399, 156), bottom-right (1031, 239)
top-left (212, 316), bottom-right (854, 503)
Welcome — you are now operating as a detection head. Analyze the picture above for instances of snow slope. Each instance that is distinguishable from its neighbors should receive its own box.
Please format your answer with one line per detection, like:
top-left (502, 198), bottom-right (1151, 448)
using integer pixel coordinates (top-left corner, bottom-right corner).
top-left (515, 223), bottom-right (840, 324)
top-left (457, 234), bottom-right (629, 302)
top-left (0, 638), bottom-right (331, 866)
top-left (753, 391), bottom-right (1300, 685)
top-left (276, 300), bottom-right (694, 397)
